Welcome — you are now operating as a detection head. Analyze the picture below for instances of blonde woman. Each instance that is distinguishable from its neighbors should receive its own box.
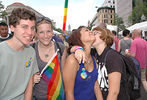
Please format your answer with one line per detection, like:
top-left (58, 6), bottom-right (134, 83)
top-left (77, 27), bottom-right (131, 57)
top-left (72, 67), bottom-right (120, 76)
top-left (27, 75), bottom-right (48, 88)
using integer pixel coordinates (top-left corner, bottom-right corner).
top-left (32, 17), bottom-right (67, 100)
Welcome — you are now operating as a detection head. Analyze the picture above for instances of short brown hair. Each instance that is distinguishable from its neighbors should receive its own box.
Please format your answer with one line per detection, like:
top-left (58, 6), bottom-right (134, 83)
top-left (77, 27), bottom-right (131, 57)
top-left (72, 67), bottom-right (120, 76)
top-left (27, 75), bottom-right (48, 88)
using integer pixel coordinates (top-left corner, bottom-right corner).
top-left (9, 8), bottom-right (36, 27)
top-left (93, 27), bottom-right (114, 47)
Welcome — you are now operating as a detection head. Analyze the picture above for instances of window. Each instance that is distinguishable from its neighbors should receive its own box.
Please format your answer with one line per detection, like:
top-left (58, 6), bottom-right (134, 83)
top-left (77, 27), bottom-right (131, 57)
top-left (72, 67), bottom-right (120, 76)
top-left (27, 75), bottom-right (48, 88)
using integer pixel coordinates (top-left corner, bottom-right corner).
top-left (104, 19), bottom-right (108, 23)
top-left (105, 9), bottom-right (107, 12)
top-left (111, 15), bottom-right (112, 18)
top-left (113, 0), bottom-right (115, 4)
top-left (106, 14), bottom-right (108, 18)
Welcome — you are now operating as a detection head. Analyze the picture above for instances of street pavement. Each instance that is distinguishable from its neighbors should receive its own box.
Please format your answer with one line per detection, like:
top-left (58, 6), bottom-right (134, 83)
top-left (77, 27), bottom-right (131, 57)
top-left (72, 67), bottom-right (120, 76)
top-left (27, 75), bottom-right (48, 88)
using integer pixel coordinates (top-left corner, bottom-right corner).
top-left (136, 83), bottom-right (147, 100)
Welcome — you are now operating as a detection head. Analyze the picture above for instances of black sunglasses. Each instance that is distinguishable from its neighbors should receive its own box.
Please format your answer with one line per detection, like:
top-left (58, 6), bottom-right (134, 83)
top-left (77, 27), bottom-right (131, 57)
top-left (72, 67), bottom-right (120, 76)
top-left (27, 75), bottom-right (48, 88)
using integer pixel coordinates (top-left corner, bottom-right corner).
top-left (36, 17), bottom-right (52, 24)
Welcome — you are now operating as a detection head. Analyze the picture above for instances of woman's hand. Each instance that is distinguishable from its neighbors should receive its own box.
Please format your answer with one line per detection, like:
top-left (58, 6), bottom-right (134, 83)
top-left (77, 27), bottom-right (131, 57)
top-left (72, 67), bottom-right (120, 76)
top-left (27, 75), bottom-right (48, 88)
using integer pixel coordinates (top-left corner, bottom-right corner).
top-left (33, 72), bottom-right (42, 84)
top-left (70, 46), bottom-right (86, 63)
top-left (74, 49), bottom-right (86, 63)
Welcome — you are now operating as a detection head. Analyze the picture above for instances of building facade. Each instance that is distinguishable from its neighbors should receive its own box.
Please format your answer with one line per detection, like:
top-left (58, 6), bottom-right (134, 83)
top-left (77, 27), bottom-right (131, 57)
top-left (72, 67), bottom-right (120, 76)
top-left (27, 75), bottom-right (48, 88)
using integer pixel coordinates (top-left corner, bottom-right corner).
top-left (115, 0), bottom-right (132, 27)
top-left (97, 7), bottom-right (115, 25)
top-left (102, 0), bottom-right (115, 8)
top-left (6, 2), bottom-right (44, 19)
top-left (5, 2), bottom-right (56, 27)
top-left (89, 0), bottom-right (115, 27)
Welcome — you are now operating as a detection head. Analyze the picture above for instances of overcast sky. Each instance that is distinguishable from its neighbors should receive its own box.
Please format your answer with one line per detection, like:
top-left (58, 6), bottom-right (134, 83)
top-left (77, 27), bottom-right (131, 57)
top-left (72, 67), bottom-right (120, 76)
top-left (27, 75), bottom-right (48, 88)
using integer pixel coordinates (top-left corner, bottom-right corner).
top-left (1, 0), bottom-right (104, 30)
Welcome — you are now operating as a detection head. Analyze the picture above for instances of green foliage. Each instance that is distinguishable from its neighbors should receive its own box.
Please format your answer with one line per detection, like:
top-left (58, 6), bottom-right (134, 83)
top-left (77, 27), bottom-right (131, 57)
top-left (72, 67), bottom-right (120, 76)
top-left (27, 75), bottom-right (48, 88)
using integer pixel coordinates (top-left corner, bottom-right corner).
top-left (54, 26), bottom-right (64, 34)
top-left (113, 14), bottom-right (126, 32)
top-left (0, 1), bottom-right (4, 9)
top-left (0, 20), bottom-right (6, 23)
top-left (0, 1), bottom-right (7, 20)
top-left (143, 2), bottom-right (147, 17)
top-left (1, 10), bottom-right (7, 18)
top-left (88, 23), bottom-right (93, 30)
top-left (56, 28), bottom-right (64, 33)
top-left (128, 0), bottom-right (147, 25)
top-left (52, 25), bottom-right (64, 34)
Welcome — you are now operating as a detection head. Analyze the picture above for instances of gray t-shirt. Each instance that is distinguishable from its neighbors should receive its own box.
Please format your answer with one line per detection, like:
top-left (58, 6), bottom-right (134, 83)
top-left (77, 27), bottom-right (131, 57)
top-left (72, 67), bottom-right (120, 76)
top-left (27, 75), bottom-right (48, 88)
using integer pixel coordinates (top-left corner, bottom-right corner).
top-left (120, 38), bottom-right (132, 55)
top-left (0, 41), bottom-right (39, 100)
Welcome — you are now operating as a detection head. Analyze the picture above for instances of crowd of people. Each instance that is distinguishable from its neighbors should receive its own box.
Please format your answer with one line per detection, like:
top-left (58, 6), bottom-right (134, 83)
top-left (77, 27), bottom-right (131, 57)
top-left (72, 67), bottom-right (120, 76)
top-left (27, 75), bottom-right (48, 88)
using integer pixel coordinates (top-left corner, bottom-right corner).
top-left (0, 7), bottom-right (147, 100)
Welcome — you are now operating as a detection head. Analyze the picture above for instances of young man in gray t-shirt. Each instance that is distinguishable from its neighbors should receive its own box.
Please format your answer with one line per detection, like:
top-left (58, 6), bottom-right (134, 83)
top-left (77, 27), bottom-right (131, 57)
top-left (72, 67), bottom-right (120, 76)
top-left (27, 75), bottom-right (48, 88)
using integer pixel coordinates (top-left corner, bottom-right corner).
top-left (0, 8), bottom-right (39, 100)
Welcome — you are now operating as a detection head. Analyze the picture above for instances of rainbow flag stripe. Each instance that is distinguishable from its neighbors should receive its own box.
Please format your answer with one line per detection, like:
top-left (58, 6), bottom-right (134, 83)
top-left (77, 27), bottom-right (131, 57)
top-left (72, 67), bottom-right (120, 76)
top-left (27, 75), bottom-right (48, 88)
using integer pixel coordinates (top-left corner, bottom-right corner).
top-left (41, 52), bottom-right (64, 100)
top-left (62, 0), bottom-right (68, 31)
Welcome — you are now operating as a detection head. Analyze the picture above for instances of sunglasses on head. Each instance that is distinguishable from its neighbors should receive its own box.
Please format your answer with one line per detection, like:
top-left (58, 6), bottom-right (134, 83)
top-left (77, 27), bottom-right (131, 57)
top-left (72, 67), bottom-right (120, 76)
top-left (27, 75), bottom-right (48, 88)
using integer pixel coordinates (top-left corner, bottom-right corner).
top-left (36, 17), bottom-right (52, 23)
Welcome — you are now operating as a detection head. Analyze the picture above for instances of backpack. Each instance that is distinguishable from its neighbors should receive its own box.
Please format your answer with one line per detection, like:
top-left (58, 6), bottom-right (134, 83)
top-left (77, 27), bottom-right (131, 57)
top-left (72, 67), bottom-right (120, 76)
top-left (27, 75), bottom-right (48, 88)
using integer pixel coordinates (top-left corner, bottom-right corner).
top-left (104, 49), bottom-right (141, 99)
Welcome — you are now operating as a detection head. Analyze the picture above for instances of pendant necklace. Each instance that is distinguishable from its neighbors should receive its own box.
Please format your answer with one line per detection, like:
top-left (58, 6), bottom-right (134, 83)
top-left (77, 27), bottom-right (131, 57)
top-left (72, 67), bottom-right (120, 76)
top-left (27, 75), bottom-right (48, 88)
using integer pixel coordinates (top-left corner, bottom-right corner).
top-left (87, 57), bottom-right (91, 64)
top-left (45, 54), bottom-right (49, 58)
top-left (39, 41), bottom-right (53, 58)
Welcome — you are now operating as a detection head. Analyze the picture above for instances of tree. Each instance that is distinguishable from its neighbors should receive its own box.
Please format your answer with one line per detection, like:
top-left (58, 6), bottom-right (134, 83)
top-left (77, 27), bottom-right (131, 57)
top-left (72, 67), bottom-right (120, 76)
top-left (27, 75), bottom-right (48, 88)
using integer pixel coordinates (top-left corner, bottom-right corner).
top-left (56, 28), bottom-right (64, 34)
top-left (128, 0), bottom-right (147, 25)
top-left (0, 1), bottom-right (4, 9)
top-left (1, 10), bottom-right (7, 18)
top-left (0, 1), bottom-right (7, 22)
top-left (0, 1), bottom-right (4, 16)
top-left (112, 14), bottom-right (126, 32)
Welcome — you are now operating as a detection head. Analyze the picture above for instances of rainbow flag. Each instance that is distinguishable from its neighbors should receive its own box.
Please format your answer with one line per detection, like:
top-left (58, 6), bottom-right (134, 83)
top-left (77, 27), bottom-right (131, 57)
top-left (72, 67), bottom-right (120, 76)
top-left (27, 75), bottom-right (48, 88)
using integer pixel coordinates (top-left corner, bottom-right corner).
top-left (40, 50), bottom-right (64, 100)
top-left (62, 0), bottom-right (68, 31)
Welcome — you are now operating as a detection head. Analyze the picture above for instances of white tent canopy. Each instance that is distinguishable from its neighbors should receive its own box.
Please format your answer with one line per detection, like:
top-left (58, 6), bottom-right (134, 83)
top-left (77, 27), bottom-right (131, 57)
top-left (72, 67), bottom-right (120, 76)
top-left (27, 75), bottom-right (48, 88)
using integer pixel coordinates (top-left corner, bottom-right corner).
top-left (92, 24), bottom-right (117, 32)
top-left (127, 21), bottom-right (147, 32)
top-left (119, 21), bottom-right (147, 35)
top-left (106, 24), bottom-right (117, 32)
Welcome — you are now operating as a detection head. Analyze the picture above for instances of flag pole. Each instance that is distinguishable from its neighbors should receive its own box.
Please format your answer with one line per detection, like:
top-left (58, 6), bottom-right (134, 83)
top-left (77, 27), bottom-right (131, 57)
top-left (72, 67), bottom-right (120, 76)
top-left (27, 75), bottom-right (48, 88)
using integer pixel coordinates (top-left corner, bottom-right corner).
top-left (62, 0), bottom-right (68, 31)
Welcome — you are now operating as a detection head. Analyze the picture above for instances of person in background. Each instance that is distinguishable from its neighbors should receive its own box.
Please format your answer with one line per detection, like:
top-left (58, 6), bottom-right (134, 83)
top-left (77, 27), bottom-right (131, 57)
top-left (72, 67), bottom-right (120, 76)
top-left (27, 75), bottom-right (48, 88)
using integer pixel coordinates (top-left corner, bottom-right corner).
top-left (33, 17), bottom-right (67, 100)
top-left (117, 29), bottom-right (132, 55)
top-left (58, 34), bottom-right (69, 47)
top-left (0, 22), bottom-right (13, 42)
top-left (63, 26), bottom-right (103, 100)
top-left (52, 34), bottom-right (64, 44)
top-left (126, 29), bottom-right (147, 92)
top-left (112, 30), bottom-right (119, 51)
top-left (0, 8), bottom-right (39, 100)
top-left (58, 34), bottom-right (65, 43)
